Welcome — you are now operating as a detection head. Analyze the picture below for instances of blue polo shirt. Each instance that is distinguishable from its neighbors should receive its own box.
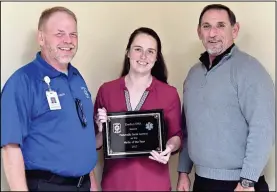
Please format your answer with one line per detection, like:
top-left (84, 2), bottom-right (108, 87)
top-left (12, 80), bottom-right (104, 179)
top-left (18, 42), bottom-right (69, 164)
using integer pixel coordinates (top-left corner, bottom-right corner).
top-left (1, 52), bottom-right (97, 177)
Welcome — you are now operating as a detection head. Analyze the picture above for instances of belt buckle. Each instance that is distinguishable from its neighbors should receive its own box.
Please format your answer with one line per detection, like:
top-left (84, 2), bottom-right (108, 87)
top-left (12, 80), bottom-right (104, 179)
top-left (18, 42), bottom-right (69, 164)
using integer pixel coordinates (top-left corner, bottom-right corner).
top-left (77, 176), bottom-right (84, 188)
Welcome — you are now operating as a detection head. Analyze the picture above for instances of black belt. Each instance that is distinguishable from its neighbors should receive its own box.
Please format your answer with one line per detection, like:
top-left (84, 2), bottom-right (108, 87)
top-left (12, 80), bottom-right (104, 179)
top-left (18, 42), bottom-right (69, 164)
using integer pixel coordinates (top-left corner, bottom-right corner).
top-left (25, 170), bottom-right (90, 187)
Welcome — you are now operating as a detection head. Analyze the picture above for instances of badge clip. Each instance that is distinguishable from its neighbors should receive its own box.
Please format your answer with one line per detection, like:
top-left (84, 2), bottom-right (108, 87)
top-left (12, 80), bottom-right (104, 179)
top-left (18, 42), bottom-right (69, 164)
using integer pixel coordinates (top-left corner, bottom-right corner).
top-left (44, 76), bottom-right (62, 110)
top-left (44, 76), bottom-right (52, 91)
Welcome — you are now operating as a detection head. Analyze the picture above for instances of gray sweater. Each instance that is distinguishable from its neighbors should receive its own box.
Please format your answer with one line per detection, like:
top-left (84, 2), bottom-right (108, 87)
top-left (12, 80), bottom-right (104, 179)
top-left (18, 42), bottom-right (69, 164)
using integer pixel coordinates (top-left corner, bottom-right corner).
top-left (178, 46), bottom-right (275, 182)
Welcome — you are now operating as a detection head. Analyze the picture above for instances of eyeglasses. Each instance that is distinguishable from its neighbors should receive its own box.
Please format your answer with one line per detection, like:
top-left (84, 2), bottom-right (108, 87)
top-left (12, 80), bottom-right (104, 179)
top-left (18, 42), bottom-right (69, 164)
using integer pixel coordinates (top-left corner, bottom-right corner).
top-left (75, 98), bottom-right (87, 128)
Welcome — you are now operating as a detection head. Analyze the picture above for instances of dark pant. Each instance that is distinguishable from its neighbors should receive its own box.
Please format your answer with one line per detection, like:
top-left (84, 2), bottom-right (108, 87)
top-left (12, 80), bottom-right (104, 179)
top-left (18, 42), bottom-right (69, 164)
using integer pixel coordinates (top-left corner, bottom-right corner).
top-left (26, 170), bottom-right (91, 191)
top-left (193, 174), bottom-right (269, 192)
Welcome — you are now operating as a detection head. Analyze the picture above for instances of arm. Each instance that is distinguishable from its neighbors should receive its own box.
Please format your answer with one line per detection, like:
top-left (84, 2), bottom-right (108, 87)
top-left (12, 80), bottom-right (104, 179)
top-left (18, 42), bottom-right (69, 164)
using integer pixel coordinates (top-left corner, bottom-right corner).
top-left (177, 142), bottom-right (192, 191)
top-left (2, 144), bottom-right (28, 191)
top-left (1, 72), bottom-right (30, 190)
top-left (149, 88), bottom-right (182, 163)
top-left (95, 132), bottom-right (103, 150)
top-left (89, 168), bottom-right (98, 191)
top-left (93, 85), bottom-right (105, 149)
top-left (177, 142), bottom-right (193, 174)
top-left (177, 106), bottom-right (193, 174)
top-left (176, 109), bottom-right (193, 191)
top-left (166, 136), bottom-right (181, 153)
top-left (165, 88), bottom-right (183, 153)
top-left (176, 89), bottom-right (193, 191)
top-left (236, 59), bottom-right (275, 182)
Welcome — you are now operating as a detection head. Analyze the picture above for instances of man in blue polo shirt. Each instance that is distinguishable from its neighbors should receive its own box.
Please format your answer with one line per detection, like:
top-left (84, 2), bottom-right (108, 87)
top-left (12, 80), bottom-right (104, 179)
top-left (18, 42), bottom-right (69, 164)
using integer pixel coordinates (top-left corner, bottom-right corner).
top-left (1, 6), bottom-right (98, 191)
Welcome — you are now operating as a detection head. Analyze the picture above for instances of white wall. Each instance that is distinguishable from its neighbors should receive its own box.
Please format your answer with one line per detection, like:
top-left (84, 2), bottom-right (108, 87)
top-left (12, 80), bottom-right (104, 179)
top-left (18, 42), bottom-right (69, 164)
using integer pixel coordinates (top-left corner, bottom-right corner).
top-left (1, 2), bottom-right (275, 191)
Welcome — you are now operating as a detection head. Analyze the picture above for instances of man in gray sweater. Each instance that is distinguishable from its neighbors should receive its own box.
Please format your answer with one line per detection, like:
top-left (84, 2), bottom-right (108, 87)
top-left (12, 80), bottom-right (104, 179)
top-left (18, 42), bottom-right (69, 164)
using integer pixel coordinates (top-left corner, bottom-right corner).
top-left (177, 4), bottom-right (275, 191)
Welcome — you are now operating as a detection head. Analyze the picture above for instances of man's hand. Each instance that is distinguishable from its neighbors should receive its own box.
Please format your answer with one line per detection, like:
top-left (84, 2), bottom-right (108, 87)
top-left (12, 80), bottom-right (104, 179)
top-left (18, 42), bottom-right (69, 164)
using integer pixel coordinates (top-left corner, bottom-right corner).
top-left (177, 173), bottom-right (190, 191)
top-left (149, 144), bottom-right (173, 164)
top-left (234, 182), bottom-right (255, 191)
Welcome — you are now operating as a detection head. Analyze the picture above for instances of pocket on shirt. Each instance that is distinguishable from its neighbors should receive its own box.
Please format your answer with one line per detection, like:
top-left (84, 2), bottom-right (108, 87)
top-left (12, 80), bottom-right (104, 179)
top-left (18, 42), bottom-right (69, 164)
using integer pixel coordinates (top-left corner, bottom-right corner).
top-left (32, 98), bottom-right (51, 119)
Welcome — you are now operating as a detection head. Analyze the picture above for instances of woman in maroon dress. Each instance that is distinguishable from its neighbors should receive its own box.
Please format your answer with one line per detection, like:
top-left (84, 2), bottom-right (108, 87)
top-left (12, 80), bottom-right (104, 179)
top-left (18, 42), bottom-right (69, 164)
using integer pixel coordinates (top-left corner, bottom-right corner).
top-left (94, 27), bottom-right (182, 191)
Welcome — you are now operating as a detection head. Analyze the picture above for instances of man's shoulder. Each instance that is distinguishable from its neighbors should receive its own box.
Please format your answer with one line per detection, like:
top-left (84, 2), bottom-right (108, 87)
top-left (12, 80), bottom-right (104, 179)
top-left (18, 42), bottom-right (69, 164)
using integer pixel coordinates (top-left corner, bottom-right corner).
top-left (232, 47), bottom-right (272, 84)
top-left (6, 61), bottom-right (37, 83)
top-left (191, 62), bottom-right (203, 71)
top-left (1, 60), bottom-right (37, 95)
top-left (184, 62), bottom-right (203, 80)
top-left (232, 47), bottom-right (263, 69)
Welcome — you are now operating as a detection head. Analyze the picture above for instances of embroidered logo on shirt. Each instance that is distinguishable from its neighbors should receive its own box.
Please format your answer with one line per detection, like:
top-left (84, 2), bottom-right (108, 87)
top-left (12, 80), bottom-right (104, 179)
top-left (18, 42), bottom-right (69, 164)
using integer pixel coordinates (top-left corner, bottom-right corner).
top-left (58, 93), bottom-right (66, 97)
top-left (81, 87), bottom-right (90, 99)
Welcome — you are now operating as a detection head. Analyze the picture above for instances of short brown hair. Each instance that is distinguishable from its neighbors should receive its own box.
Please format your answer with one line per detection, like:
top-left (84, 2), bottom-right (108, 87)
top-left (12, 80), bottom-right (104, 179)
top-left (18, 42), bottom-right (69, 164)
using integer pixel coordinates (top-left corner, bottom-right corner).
top-left (198, 4), bottom-right (236, 26)
top-left (38, 6), bottom-right (77, 30)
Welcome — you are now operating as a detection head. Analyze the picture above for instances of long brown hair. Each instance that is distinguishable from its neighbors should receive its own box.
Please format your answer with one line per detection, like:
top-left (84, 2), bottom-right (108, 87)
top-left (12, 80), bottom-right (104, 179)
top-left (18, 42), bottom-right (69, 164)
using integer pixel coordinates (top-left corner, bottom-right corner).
top-left (120, 27), bottom-right (168, 84)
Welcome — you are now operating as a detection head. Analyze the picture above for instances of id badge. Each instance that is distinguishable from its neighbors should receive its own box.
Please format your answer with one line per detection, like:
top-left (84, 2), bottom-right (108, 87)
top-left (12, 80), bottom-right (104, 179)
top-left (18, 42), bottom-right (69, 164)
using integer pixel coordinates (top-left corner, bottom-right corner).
top-left (46, 90), bottom-right (62, 110)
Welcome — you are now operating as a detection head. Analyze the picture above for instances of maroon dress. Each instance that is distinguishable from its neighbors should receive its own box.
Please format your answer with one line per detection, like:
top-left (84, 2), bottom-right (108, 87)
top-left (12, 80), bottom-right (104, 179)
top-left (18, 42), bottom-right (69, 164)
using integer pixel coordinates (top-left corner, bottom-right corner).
top-left (94, 76), bottom-right (182, 191)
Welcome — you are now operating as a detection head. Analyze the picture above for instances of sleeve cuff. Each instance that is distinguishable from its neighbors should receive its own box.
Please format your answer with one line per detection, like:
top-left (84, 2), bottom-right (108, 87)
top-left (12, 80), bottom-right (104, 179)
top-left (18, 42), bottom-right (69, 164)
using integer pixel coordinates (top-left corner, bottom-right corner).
top-left (177, 147), bottom-right (193, 173)
top-left (240, 167), bottom-right (261, 182)
top-left (178, 162), bottom-right (193, 173)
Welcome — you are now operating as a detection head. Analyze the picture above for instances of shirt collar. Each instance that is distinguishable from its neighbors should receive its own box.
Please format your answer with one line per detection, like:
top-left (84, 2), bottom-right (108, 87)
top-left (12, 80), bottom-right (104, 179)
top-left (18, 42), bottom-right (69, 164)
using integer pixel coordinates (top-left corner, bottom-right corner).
top-left (34, 51), bottom-right (79, 79)
top-left (199, 43), bottom-right (235, 70)
top-left (120, 75), bottom-right (157, 91)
